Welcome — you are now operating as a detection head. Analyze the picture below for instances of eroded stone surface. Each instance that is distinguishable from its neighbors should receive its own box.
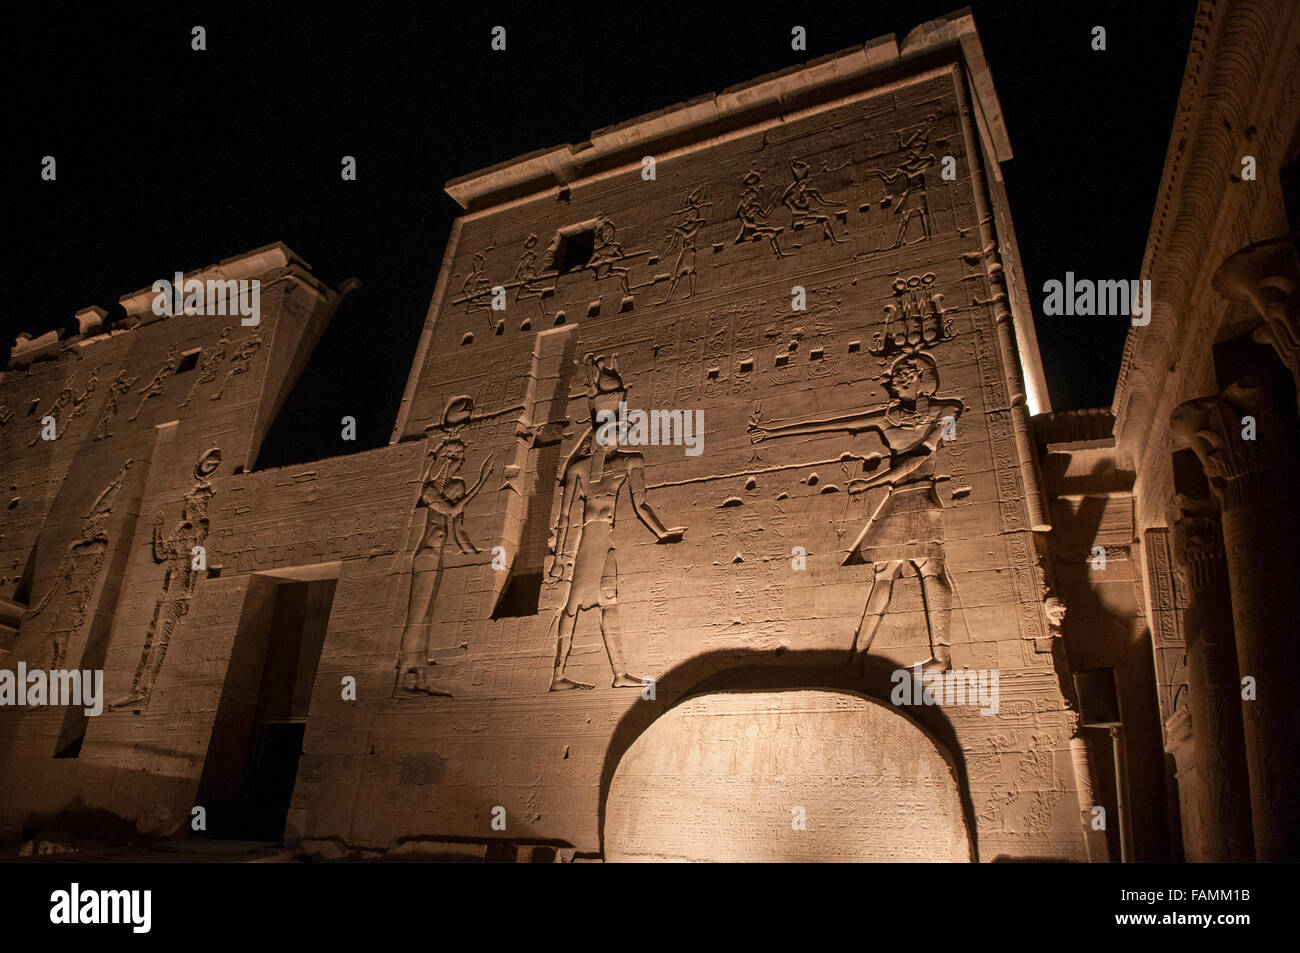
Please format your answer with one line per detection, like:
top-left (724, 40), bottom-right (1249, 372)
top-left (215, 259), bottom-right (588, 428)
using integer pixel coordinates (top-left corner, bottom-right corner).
top-left (606, 690), bottom-right (970, 862)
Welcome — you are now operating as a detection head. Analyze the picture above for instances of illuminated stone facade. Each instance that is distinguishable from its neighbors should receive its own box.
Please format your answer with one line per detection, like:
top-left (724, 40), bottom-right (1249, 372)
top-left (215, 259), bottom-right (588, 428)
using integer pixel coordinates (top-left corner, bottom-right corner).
top-left (1, 3), bottom-right (1296, 862)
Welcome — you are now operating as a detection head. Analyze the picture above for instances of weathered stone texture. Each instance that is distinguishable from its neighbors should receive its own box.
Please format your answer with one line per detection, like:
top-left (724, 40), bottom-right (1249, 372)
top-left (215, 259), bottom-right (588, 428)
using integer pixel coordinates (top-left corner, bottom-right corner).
top-left (0, 14), bottom-right (1188, 862)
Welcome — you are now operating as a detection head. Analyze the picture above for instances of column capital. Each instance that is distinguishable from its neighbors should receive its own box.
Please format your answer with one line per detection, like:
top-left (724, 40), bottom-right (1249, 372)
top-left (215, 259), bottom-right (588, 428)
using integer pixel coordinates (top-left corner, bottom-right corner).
top-left (1170, 377), bottom-right (1296, 509)
top-left (1170, 494), bottom-right (1227, 588)
top-left (1212, 237), bottom-right (1300, 378)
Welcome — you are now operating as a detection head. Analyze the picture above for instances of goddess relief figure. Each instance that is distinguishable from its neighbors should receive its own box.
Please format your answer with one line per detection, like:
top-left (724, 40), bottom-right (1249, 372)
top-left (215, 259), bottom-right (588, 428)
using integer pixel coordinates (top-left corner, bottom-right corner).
top-left (395, 428), bottom-right (494, 698)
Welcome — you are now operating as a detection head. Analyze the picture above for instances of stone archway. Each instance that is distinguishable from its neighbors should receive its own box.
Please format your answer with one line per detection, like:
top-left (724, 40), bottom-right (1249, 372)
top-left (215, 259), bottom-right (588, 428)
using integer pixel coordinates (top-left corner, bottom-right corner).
top-left (604, 689), bottom-right (972, 862)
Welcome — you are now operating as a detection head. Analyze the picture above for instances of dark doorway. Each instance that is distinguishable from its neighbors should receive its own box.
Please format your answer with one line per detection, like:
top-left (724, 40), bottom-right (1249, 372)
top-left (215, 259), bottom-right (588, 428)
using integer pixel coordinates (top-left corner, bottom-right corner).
top-left (195, 569), bottom-right (338, 840)
top-left (245, 720), bottom-right (308, 840)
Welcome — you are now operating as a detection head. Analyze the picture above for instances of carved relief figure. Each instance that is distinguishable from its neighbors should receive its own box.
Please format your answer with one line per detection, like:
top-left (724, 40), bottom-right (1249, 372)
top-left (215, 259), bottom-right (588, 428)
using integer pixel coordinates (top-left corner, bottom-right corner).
top-left (27, 373), bottom-right (76, 446)
top-left (780, 157), bottom-right (846, 245)
top-left (127, 345), bottom-right (180, 422)
top-left (396, 403), bottom-right (495, 698)
top-left (735, 170), bottom-right (789, 257)
top-left (865, 118), bottom-right (938, 248)
top-left (66, 365), bottom-right (101, 421)
top-left (208, 329), bottom-right (263, 401)
top-left (93, 368), bottom-right (140, 440)
top-left (545, 356), bottom-right (686, 690)
top-left (110, 448), bottom-right (221, 710)
top-left (749, 351), bottom-right (964, 671)
top-left (454, 218), bottom-right (654, 319)
top-left (457, 250), bottom-right (495, 314)
top-left (872, 274), bottom-right (952, 356)
top-left (179, 327), bottom-right (231, 408)
top-left (587, 217), bottom-right (634, 297)
top-left (512, 233), bottom-right (555, 317)
top-left (1044, 596), bottom-right (1067, 633)
top-left (658, 188), bottom-right (710, 304)
top-left (24, 461), bottom-right (132, 670)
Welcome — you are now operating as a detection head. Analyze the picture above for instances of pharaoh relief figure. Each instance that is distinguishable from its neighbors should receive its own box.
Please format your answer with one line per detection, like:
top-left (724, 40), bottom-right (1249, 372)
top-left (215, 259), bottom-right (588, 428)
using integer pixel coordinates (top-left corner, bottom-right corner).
top-left (586, 217), bottom-right (635, 298)
top-left (457, 250), bottom-right (494, 314)
top-left (395, 396), bottom-right (495, 698)
top-left (865, 117), bottom-right (938, 248)
top-left (111, 448), bottom-right (221, 710)
top-left (658, 187), bottom-right (710, 304)
top-left (749, 350), bottom-right (964, 671)
top-left (545, 356), bottom-right (686, 691)
top-left (66, 365), bottom-right (102, 423)
top-left (24, 461), bottom-right (132, 670)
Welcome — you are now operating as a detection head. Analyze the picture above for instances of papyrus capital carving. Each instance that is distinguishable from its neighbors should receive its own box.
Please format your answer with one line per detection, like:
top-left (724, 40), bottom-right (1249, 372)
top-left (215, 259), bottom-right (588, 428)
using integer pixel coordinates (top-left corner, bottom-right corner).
top-left (1170, 377), bottom-right (1297, 509)
top-left (1213, 237), bottom-right (1300, 382)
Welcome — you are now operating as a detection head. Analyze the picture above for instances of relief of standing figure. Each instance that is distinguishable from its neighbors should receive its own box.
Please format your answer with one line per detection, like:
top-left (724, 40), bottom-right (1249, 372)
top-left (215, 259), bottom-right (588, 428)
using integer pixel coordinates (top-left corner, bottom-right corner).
top-left (93, 369), bottom-right (139, 441)
top-left (658, 187), bottom-right (710, 304)
top-left (749, 352), bottom-right (963, 671)
top-left (395, 418), bottom-right (495, 698)
top-left (110, 448), bottom-right (221, 710)
top-left (545, 356), bottom-right (686, 691)
top-left (865, 118), bottom-right (938, 248)
top-left (24, 461), bottom-right (132, 670)
top-left (128, 345), bottom-right (180, 422)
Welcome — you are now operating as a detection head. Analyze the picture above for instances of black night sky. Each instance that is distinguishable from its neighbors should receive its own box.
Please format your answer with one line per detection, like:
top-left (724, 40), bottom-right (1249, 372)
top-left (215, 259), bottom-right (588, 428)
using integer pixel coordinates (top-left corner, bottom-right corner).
top-left (3, 0), bottom-right (1198, 469)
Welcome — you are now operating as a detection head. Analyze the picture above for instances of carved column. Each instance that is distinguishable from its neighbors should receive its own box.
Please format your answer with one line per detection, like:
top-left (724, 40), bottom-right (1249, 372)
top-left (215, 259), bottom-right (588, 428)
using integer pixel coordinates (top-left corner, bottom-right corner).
top-left (1162, 709), bottom-right (1200, 861)
top-left (1212, 238), bottom-right (1300, 414)
top-left (1170, 497), bottom-right (1253, 860)
top-left (1171, 378), bottom-right (1300, 860)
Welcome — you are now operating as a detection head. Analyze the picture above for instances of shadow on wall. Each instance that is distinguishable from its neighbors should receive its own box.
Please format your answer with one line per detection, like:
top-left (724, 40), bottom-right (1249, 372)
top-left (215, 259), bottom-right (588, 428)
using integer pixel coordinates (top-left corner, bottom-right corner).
top-left (1041, 456), bottom-right (1166, 861)
top-left (18, 795), bottom-right (143, 845)
top-left (595, 648), bottom-right (979, 861)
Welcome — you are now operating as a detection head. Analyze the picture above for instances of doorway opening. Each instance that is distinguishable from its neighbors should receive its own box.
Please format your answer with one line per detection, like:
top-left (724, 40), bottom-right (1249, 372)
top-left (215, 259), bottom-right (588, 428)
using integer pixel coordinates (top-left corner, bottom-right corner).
top-left (195, 563), bottom-right (339, 841)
